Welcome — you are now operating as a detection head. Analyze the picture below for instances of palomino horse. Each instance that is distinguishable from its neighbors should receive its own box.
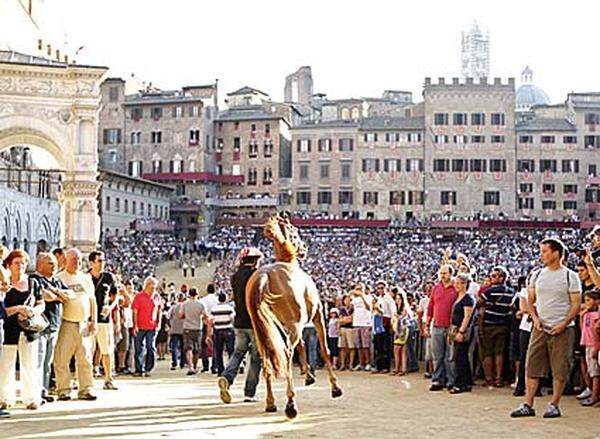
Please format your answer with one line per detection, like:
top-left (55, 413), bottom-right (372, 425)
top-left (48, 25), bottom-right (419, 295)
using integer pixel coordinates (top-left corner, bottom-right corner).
top-left (246, 213), bottom-right (342, 418)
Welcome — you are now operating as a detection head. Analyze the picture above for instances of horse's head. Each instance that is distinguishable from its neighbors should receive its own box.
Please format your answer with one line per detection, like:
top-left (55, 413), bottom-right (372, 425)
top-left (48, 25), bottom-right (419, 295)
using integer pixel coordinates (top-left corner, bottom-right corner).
top-left (264, 213), bottom-right (307, 261)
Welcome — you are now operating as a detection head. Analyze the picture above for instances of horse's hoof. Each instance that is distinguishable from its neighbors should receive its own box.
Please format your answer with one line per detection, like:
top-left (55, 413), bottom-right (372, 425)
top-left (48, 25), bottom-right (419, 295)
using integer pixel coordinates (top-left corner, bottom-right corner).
top-left (265, 405), bottom-right (277, 413)
top-left (331, 387), bottom-right (343, 398)
top-left (305, 375), bottom-right (316, 386)
top-left (285, 403), bottom-right (298, 419)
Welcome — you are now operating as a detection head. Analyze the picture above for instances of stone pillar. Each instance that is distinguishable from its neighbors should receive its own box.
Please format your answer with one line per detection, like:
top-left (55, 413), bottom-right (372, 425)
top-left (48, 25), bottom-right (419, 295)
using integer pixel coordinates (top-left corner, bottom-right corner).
top-left (58, 173), bottom-right (101, 253)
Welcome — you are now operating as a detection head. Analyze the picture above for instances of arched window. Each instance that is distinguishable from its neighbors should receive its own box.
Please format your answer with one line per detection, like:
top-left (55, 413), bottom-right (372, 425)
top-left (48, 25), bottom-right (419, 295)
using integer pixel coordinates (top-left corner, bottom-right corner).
top-left (351, 107), bottom-right (360, 119)
top-left (340, 108), bottom-right (350, 120)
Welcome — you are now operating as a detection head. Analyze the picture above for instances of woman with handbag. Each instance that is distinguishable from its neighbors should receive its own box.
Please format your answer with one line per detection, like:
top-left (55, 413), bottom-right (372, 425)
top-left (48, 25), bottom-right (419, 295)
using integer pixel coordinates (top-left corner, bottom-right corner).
top-left (0, 249), bottom-right (45, 410)
top-left (449, 273), bottom-right (476, 394)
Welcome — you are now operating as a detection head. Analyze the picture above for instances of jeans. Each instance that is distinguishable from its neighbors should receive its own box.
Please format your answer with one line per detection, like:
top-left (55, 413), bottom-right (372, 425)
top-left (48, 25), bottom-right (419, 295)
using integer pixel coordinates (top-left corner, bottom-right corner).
top-left (515, 330), bottom-right (531, 393)
top-left (222, 328), bottom-right (262, 398)
top-left (170, 334), bottom-right (185, 368)
top-left (407, 324), bottom-right (419, 372)
top-left (134, 330), bottom-right (157, 374)
top-left (38, 330), bottom-right (59, 396)
top-left (302, 326), bottom-right (318, 373)
top-left (454, 341), bottom-right (471, 389)
top-left (431, 326), bottom-right (455, 387)
top-left (214, 328), bottom-right (235, 375)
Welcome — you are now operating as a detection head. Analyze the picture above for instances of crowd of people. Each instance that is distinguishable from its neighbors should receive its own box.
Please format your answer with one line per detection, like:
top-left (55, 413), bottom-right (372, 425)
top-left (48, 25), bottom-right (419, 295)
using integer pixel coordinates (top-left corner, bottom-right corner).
top-left (0, 223), bottom-right (599, 422)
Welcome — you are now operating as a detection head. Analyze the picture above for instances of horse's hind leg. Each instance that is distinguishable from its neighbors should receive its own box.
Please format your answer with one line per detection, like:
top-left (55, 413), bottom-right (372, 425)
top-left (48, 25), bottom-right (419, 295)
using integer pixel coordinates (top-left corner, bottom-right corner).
top-left (313, 307), bottom-right (343, 398)
top-left (264, 367), bottom-right (277, 413)
top-left (284, 327), bottom-right (300, 419)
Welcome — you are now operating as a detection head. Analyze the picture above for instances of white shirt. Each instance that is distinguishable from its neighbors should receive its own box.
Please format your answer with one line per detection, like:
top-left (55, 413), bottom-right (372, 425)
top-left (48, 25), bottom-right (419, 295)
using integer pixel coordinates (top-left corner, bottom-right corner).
top-left (377, 293), bottom-right (397, 318)
top-left (352, 295), bottom-right (372, 327)
top-left (201, 293), bottom-right (219, 315)
top-left (418, 296), bottom-right (430, 324)
top-left (58, 270), bottom-right (94, 323)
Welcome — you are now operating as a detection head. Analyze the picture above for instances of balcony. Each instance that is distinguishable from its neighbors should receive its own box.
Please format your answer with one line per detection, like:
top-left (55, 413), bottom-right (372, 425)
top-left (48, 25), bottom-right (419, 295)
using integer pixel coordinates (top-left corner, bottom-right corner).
top-left (142, 171), bottom-right (244, 184)
top-left (205, 197), bottom-right (278, 208)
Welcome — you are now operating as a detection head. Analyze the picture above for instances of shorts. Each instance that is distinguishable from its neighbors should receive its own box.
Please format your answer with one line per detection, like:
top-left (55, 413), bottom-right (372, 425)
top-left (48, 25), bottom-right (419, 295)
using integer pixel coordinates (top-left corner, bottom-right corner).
top-left (327, 336), bottom-right (339, 357)
top-left (480, 325), bottom-right (508, 358)
top-left (352, 326), bottom-right (372, 349)
top-left (338, 327), bottom-right (353, 349)
top-left (96, 322), bottom-right (115, 355)
top-left (183, 329), bottom-right (201, 354)
top-left (526, 327), bottom-right (574, 380)
top-left (116, 325), bottom-right (129, 353)
top-left (586, 346), bottom-right (600, 378)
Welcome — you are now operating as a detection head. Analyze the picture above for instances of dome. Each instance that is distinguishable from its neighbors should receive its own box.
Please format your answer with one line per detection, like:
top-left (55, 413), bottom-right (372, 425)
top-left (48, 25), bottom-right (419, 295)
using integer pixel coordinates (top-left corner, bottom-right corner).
top-left (516, 66), bottom-right (550, 111)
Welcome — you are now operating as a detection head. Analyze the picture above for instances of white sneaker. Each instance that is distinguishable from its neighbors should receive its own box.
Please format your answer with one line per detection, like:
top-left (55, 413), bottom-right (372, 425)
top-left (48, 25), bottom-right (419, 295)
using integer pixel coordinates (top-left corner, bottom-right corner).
top-left (352, 365), bottom-right (363, 372)
top-left (576, 387), bottom-right (592, 400)
top-left (364, 364), bottom-right (372, 372)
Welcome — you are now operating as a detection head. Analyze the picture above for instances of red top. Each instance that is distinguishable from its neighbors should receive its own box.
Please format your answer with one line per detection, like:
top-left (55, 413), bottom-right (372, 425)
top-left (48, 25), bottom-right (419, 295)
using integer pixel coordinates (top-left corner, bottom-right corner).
top-left (427, 282), bottom-right (458, 328)
top-left (132, 291), bottom-right (162, 330)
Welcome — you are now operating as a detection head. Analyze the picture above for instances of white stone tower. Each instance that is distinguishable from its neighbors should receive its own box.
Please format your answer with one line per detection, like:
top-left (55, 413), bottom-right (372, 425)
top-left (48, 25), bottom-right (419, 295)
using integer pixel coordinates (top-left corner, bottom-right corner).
top-left (461, 20), bottom-right (490, 82)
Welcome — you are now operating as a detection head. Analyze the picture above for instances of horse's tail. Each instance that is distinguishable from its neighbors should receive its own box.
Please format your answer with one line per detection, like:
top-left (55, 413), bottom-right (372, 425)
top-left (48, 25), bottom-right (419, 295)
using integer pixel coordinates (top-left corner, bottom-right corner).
top-left (246, 271), bottom-right (287, 378)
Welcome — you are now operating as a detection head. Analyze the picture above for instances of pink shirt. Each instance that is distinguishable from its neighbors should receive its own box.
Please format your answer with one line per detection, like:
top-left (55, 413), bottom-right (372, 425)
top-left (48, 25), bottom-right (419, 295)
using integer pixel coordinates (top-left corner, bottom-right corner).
top-left (427, 283), bottom-right (458, 328)
top-left (132, 291), bottom-right (162, 330)
top-left (581, 311), bottom-right (600, 348)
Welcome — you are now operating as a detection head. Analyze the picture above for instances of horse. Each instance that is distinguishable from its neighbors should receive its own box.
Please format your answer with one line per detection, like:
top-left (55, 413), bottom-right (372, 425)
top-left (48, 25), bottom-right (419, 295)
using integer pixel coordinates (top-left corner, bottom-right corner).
top-left (245, 214), bottom-right (342, 419)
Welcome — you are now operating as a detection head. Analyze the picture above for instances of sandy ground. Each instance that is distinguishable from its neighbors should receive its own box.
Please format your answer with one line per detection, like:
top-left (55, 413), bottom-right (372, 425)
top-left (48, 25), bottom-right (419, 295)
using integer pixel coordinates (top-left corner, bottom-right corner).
top-left (3, 261), bottom-right (598, 439)
top-left (3, 362), bottom-right (599, 439)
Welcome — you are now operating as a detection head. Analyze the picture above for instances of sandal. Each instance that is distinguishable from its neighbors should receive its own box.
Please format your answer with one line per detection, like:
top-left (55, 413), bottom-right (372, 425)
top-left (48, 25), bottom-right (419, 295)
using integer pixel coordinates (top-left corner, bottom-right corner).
top-left (494, 380), bottom-right (504, 388)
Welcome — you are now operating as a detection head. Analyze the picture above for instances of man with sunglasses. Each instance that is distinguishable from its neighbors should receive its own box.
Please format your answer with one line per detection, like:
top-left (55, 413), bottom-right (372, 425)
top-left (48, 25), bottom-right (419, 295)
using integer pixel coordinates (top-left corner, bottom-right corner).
top-left (89, 250), bottom-right (120, 391)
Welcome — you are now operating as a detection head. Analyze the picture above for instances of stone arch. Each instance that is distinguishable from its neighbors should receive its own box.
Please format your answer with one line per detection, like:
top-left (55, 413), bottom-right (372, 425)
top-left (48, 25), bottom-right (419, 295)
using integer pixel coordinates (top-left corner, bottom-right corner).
top-left (0, 60), bottom-right (106, 252)
top-left (340, 108), bottom-right (350, 120)
top-left (351, 107), bottom-right (360, 119)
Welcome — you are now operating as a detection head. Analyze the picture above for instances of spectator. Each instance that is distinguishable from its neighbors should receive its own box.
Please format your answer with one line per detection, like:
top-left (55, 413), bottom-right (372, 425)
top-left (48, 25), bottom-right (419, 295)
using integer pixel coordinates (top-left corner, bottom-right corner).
top-left (132, 276), bottom-right (162, 377)
top-left (372, 280), bottom-right (396, 374)
top-left (579, 290), bottom-right (600, 407)
top-left (211, 292), bottom-right (235, 376)
top-left (55, 248), bottom-right (97, 401)
top-left (116, 280), bottom-right (134, 374)
top-left (180, 288), bottom-right (211, 376)
top-left (30, 253), bottom-right (73, 403)
top-left (327, 307), bottom-right (340, 369)
top-left (167, 293), bottom-right (186, 370)
top-left (426, 264), bottom-right (457, 391)
top-left (0, 298), bottom-right (8, 418)
top-left (449, 273), bottom-right (476, 394)
top-left (351, 284), bottom-right (372, 372)
top-left (338, 294), bottom-right (353, 371)
top-left (0, 250), bottom-right (44, 410)
top-left (511, 238), bottom-right (581, 419)
top-left (392, 296), bottom-right (410, 375)
top-left (478, 266), bottom-right (515, 387)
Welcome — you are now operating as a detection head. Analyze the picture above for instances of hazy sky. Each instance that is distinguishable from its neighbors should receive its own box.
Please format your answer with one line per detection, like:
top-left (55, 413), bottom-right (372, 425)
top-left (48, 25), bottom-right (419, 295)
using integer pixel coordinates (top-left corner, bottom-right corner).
top-left (3, 0), bottom-right (600, 104)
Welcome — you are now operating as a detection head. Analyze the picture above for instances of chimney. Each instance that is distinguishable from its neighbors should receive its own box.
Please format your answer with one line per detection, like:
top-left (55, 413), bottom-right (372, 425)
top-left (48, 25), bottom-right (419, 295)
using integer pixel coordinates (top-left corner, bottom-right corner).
top-left (46, 44), bottom-right (51, 56)
top-left (466, 77), bottom-right (474, 85)
top-left (508, 78), bottom-right (515, 87)
top-left (424, 77), bottom-right (431, 86)
top-left (480, 76), bottom-right (488, 85)
top-left (438, 77), bottom-right (445, 85)
top-left (494, 77), bottom-right (501, 85)
top-left (452, 77), bottom-right (459, 85)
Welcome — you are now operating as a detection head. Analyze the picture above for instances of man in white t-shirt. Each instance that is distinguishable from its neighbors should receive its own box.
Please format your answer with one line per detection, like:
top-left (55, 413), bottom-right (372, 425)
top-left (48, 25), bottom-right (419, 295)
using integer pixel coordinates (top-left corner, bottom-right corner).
top-left (54, 248), bottom-right (97, 401)
top-left (201, 284), bottom-right (219, 373)
top-left (351, 284), bottom-right (372, 371)
top-left (511, 238), bottom-right (581, 419)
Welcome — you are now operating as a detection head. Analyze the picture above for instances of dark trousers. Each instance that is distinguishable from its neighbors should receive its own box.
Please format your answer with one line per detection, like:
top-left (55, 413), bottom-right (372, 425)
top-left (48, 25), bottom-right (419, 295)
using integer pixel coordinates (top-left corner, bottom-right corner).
top-left (170, 334), bottom-right (185, 368)
top-left (454, 341), bottom-right (471, 389)
top-left (134, 330), bottom-right (157, 373)
top-left (200, 328), bottom-right (210, 371)
top-left (214, 328), bottom-right (235, 375)
top-left (515, 330), bottom-right (531, 393)
top-left (374, 330), bottom-right (391, 371)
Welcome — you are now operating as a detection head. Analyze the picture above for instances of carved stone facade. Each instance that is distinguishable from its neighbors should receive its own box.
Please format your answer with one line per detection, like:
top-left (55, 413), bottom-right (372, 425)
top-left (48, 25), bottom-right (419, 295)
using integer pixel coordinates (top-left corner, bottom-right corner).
top-left (0, 52), bottom-right (107, 252)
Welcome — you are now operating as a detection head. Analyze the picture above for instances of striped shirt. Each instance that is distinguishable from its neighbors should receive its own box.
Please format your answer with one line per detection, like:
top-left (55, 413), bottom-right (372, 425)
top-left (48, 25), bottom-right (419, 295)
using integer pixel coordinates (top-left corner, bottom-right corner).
top-left (211, 303), bottom-right (235, 330)
top-left (481, 284), bottom-right (515, 326)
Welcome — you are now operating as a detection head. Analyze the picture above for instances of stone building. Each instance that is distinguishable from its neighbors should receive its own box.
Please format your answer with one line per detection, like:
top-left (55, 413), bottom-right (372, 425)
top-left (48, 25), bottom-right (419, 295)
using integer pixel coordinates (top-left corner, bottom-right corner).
top-left (284, 66), bottom-right (313, 105)
top-left (98, 78), bottom-right (218, 201)
top-left (98, 169), bottom-right (174, 238)
top-left (211, 86), bottom-right (294, 221)
top-left (423, 77), bottom-right (516, 218)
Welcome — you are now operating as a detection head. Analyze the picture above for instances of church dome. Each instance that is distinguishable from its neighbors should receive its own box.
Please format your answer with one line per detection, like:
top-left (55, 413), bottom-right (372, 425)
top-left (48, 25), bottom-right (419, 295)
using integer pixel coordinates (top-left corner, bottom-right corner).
top-left (516, 66), bottom-right (550, 111)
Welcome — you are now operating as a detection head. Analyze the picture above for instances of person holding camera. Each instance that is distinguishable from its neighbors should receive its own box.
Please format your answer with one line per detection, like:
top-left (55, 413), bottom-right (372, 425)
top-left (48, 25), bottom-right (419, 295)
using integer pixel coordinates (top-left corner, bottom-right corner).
top-left (0, 250), bottom-right (44, 410)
